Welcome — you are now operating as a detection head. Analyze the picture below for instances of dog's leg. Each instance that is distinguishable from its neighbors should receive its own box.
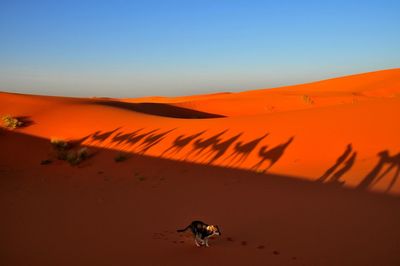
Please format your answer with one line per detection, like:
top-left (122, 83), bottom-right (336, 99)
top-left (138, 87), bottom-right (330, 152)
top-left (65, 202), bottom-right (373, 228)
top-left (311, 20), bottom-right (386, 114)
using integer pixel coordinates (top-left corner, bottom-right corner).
top-left (205, 238), bottom-right (209, 247)
top-left (194, 238), bottom-right (201, 247)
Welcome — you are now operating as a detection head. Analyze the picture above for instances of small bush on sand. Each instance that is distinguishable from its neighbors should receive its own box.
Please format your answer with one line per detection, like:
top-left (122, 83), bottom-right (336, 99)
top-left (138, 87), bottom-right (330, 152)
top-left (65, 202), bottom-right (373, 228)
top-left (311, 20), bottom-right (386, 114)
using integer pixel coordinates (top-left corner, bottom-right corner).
top-left (114, 153), bottom-right (128, 162)
top-left (51, 138), bottom-right (69, 151)
top-left (51, 138), bottom-right (69, 160)
top-left (302, 95), bottom-right (314, 105)
top-left (66, 147), bottom-right (90, 166)
top-left (66, 151), bottom-right (78, 165)
top-left (77, 147), bottom-right (89, 157)
top-left (1, 115), bottom-right (23, 129)
top-left (50, 138), bottom-right (90, 165)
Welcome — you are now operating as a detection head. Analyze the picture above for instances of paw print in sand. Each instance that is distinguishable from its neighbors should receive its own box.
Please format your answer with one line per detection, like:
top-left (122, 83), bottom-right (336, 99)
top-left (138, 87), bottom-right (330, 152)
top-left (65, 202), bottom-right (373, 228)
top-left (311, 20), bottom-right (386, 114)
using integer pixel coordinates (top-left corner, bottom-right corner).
top-left (152, 232), bottom-right (169, 241)
top-left (223, 235), bottom-right (299, 262)
top-left (153, 230), bottom-right (189, 245)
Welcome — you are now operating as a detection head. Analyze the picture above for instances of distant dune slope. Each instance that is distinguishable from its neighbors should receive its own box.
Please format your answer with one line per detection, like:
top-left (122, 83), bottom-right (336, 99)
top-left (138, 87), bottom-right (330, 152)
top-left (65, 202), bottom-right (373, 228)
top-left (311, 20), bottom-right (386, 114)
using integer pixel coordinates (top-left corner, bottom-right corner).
top-left (1, 68), bottom-right (399, 194)
top-left (166, 68), bottom-right (400, 116)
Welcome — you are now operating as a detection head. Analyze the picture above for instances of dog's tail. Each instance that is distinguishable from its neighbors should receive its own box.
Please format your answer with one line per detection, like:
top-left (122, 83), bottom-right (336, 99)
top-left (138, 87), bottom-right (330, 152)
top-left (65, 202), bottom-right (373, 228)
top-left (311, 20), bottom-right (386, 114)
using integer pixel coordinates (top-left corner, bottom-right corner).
top-left (177, 225), bottom-right (190, 233)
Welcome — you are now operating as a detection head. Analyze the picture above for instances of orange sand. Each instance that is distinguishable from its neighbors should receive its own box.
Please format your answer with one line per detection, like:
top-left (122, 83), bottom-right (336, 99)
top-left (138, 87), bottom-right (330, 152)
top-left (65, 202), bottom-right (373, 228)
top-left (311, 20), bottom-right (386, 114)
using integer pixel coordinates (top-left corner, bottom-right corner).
top-left (1, 68), bottom-right (400, 265)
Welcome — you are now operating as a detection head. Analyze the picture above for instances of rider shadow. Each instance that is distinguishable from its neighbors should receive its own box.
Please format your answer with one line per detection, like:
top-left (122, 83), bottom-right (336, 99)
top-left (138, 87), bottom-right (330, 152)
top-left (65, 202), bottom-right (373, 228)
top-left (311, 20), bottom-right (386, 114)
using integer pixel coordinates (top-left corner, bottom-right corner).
top-left (225, 133), bottom-right (269, 167)
top-left (205, 133), bottom-right (243, 165)
top-left (112, 129), bottom-right (144, 146)
top-left (136, 129), bottom-right (176, 154)
top-left (184, 130), bottom-right (228, 160)
top-left (90, 127), bottom-right (121, 143)
top-left (161, 131), bottom-right (206, 157)
top-left (125, 129), bottom-right (159, 148)
top-left (252, 136), bottom-right (295, 172)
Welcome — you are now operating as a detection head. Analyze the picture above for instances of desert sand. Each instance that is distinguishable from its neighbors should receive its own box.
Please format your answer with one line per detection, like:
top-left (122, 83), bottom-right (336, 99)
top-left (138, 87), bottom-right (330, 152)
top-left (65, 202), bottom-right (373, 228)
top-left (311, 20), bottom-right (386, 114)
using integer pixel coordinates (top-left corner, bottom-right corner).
top-left (1, 68), bottom-right (400, 265)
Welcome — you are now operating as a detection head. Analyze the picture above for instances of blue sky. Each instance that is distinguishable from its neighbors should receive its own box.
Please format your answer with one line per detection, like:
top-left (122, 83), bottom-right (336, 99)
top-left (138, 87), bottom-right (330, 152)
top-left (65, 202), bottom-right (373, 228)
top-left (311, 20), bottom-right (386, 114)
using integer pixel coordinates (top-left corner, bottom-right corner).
top-left (0, 0), bottom-right (399, 97)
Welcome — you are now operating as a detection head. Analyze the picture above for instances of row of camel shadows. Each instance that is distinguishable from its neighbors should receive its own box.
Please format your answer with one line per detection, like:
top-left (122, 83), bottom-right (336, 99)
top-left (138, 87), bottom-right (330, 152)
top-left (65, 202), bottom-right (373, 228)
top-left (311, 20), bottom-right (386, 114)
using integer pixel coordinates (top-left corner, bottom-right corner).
top-left (80, 128), bottom-right (400, 192)
top-left (80, 128), bottom-right (295, 171)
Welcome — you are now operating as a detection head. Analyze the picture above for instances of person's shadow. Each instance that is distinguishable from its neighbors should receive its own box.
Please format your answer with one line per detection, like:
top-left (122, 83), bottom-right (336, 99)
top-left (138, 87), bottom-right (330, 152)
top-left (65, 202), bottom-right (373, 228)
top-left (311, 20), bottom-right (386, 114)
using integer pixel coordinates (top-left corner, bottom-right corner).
top-left (317, 144), bottom-right (356, 186)
top-left (327, 152), bottom-right (357, 186)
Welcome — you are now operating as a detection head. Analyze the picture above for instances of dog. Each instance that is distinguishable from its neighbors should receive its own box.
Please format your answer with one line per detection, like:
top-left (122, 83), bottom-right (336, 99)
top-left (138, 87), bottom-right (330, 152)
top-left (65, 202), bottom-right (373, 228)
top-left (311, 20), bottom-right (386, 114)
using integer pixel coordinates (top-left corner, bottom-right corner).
top-left (177, 220), bottom-right (221, 247)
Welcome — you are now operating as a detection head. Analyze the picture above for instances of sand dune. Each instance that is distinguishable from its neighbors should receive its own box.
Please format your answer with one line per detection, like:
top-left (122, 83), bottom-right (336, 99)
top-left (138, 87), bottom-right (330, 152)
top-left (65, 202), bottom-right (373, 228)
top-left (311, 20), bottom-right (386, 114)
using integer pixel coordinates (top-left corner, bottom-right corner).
top-left (1, 69), bottom-right (400, 265)
top-left (125, 68), bottom-right (400, 116)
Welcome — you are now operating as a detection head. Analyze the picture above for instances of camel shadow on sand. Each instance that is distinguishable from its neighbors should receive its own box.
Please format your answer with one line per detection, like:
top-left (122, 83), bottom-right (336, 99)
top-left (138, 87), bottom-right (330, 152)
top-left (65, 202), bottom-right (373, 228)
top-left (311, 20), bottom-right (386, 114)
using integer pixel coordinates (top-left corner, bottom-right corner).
top-left (357, 150), bottom-right (400, 193)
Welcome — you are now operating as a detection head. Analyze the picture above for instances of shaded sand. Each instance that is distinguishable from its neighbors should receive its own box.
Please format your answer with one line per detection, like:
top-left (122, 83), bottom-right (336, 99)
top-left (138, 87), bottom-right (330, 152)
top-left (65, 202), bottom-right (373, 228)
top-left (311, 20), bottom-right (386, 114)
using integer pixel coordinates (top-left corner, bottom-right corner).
top-left (1, 68), bottom-right (400, 265)
top-left (1, 131), bottom-right (400, 266)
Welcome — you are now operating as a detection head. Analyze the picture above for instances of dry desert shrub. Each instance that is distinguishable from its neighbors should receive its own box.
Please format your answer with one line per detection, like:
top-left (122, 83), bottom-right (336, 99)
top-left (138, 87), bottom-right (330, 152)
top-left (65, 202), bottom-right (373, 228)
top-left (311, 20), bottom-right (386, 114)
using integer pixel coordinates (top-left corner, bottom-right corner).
top-left (1, 115), bottom-right (23, 129)
top-left (66, 147), bottom-right (89, 165)
top-left (302, 95), bottom-right (314, 105)
top-left (51, 138), bottom-right (69, 151)
top-left (50, 138), bottom-right (69, 160)
top-left (50, 138), bottom-right (90, 165)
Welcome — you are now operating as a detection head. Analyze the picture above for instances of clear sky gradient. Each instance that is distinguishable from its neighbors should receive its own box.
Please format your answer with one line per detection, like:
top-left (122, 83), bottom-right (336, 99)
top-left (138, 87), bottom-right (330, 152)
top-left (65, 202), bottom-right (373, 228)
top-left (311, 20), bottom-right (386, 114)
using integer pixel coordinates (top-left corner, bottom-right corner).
top-left (0, 0), bottom-right (399, 97)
